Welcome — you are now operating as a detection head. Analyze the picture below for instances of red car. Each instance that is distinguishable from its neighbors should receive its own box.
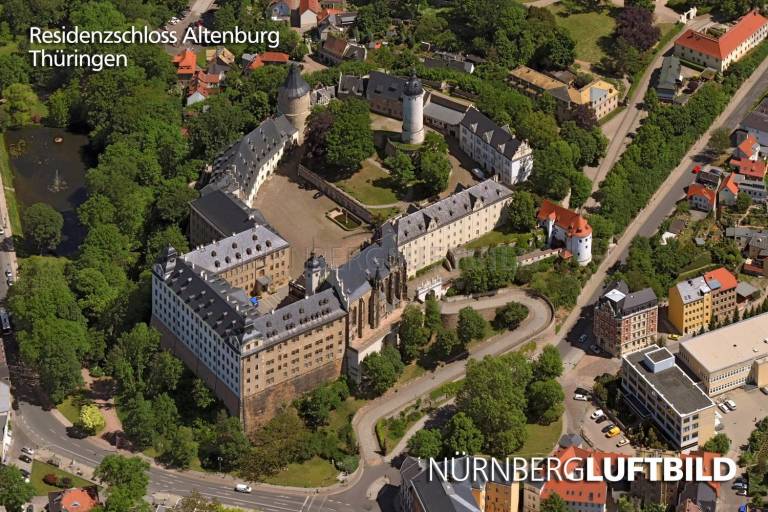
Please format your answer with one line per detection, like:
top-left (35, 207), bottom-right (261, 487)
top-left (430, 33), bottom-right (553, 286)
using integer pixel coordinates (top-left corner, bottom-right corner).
top-left (691, 165), bottom-right (702, 174)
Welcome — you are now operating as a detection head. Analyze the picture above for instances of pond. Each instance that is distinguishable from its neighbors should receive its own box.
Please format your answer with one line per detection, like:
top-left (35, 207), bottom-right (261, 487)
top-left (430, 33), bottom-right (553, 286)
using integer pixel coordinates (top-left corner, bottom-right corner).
top-left (5, 126), bottom-right (94, 256)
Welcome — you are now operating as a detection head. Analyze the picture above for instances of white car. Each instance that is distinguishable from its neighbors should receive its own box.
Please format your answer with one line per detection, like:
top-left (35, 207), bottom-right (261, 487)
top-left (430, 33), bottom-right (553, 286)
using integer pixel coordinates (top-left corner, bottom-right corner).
top-left (573, 394), bottom-right (588, 401)
top-left (21, 447), bottom-right (34, 456)
top-left (234, 484), bottom-right (252, 493)
top-left (590, 409), bottom-right (604, 420)
top-left (718, 403), bottom-right (729, 414)
top-left (725, 399), bottom-right (736, 410)
top-left (616, 437), bottom-right (630, 447)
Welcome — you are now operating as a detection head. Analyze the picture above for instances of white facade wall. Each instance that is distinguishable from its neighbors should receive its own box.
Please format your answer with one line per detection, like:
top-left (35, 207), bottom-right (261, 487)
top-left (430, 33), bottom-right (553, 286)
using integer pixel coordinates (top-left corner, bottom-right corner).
top-left (458, 124), bottom-right (533, 185)
top-left (242, 132), bottom-right (298, 206)
top-left (402, 92), bottom-right (425, 144)
top-left (543, 220), bottom-right (592, 265)
top-left (151, 275), bottom-right (242, 396)
top-left (399, 198), bottom-right (510, 276)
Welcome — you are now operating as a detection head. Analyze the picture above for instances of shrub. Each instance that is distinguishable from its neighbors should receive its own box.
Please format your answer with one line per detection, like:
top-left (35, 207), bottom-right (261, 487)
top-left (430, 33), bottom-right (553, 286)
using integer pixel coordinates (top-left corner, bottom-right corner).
top-left (60, 476), bottom-right (73, 488)
top-left (43, 473), bottom-right (59, 486)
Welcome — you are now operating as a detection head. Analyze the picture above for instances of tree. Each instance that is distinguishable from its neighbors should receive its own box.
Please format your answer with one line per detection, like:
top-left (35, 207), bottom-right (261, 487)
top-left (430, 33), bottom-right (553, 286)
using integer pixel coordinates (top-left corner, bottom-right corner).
top-left (493, 302), bottom-right (528, 331)
top-left (433, 328), bottom-right (461, 360)
top-left (79, 404), bottom-right (106, 434)
top-left (399, 305), bottom-right (428, 362)
top-left (443, 412), bottom-right (484, 455)
top-left (736, 192), bottom-right (752, 213)
top-left (384, 151), bottom-right (415, 190)
top-left (0, 53), bottom-right (29, 93)
top-left (151, 393), bottom-right (179, 440)
top-left (541, 492), bottom-right (568, 512)
top-left (121, 394), bottom-right (156, 449)
top-left (163, 426), bottom-right (199, 469)
top-left (198, 411), bottom-right (251, 472)
top-left (241, 410), bottom-right (313, 480)
top-left (0, 465), bottom-right (35, 512)
top-left (407, 428), bottom-right (443, 458)
top-left (424, 295), bottom-right (442, 332)
top-left (533, 345), bottom-right (564, 381)
top-left (36, 331), bottom-right (84, 403)
top-left (94, 455), bottom-right (150, 504)
top-left (527, 379), bottom-right (565, 424)
top-left (506, 191), bottom-right (537, 232)
top-left (1, 83), bottom-right (46, 128)
top-left (615, 7), bottom-right (660, 52)
top-left (192, 378), bottom-right (215, 410)
top-left (22, 202), bottom-right (63, 254)
top-left (422, 132), bottom-right (448, 154)
top-left (707, 127), bottom-right (731, 155)
top-left (146, 351), bottom-right (183, 397)
top-left (702, 433), bottom-right (731, 455)
top-left (323, 98), bottom-right (375, 170)
top-left (360, 346), bottom-right (404, 396)
top-left (538, 28), bottom-right (576, 70)
top-left (457, 307), bottom-right (486, 344)
top-left (457, 354), bottom-right (531, 456)
top-left (418, 151), bottom-right (451, 196)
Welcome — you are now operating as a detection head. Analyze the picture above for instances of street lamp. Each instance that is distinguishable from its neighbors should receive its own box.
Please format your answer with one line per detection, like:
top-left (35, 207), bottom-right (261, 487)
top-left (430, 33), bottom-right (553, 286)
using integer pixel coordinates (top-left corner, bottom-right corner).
top-left (218, 456), bottom-right (223, 473)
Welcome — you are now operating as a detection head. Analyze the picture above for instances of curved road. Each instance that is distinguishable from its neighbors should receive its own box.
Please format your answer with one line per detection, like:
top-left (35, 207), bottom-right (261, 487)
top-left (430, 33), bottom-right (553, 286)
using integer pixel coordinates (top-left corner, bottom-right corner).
top-left (11, 289), bottom-right (553, 511)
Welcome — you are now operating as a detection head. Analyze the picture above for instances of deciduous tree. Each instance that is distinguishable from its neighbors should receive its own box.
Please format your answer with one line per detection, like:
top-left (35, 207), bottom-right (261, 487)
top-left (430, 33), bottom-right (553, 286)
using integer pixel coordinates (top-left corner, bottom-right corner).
top-left (23, 202), bottom-right (63, 254)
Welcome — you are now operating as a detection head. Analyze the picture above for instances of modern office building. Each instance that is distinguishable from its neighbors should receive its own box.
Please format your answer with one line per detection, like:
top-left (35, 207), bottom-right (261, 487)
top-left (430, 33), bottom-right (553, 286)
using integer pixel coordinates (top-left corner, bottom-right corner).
top-left (385, 180), bottom-right (513, 277)
top-left (678, 313), bottom-right (768, 396)
top-left (621, 346), bottom-right (716, 450)
top-left (593, 281), bottom-right (658, 357)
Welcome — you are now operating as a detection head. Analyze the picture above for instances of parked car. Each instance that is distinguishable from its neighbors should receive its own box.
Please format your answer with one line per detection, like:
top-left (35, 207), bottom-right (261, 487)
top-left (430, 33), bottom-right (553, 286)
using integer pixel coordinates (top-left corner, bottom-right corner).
top-left (606, 427), bottom-right (621, 438)
top-left (313, 191), bottom-right (323, 199)
top-left (761, 387), bottom-right (768, 395)
top-left (691, 165), bottom-right (702, 174)
top-left (470, 168), bottom-right (485, 180)
top-left (21, 447), bottom-right (34, 456)
top-left (4, 270), bottom-right (11, 278)
top-left (234, 484), bottom-right (252, 493)
top-left (736, 489), bottom-right (748, 496)
top-left (725, 399), bottom-right (736, 410)
top-left (718, 403), bottom-right (729, 414)
top-left (601, 423), bottom-right (616, 434)
top-left (573, 393), bottom-right (588, 401)
top-left (19, 454), bottom-right (32, 463)
top-left (596, 415), bottom-right (608, 424)
top-left (616, 438), bottom-right (630, 447)
top-left (589, 344), bottom-right (601, 354)
top-left (733, 481), bottom-right (748, 490)
top-left (590, 409), bottom-right (604, 420)
top-left (578, 334), bottom-right (588, 344)
top-left (668, 334), bottom-right (680, 340)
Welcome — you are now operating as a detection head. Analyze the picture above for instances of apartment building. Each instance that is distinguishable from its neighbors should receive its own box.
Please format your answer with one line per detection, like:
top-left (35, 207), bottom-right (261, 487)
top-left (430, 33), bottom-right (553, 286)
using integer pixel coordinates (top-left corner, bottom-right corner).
top-left (536, 200), bottom-right (592, 265)
top-left (621, 346), bottom-right (716, 450)
top-left (678, 313), bottom-right (768, 396)
top-left (702, 267), bottom-right (737, 324)
top-left (508, 66), bottom-right (619, 119)
top-left (668, 277), bottom-right (712, 335)
top-left (459, 107), bottom-right (534, 186)
top-left (385, 180), bottom-right (513, 277)
top-left (593, 281), bottom-right (658, 357)
top-left (203, 115), bottom-right (298, 207)
top-left (674, 10), bottom-right (768, 72)
top-left (399, 456), bottom-right (519, 512)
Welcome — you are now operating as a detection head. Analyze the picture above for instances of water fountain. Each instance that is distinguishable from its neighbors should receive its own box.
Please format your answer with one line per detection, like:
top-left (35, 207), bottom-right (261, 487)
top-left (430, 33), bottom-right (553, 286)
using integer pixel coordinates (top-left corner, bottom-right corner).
top-left (48, 168), bottom-right (68, 193)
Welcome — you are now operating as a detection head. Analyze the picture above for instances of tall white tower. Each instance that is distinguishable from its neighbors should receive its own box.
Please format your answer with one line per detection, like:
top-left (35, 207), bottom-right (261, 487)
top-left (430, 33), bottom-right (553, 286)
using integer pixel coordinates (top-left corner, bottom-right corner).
top-left (402, 73), bottom-right (425, 145)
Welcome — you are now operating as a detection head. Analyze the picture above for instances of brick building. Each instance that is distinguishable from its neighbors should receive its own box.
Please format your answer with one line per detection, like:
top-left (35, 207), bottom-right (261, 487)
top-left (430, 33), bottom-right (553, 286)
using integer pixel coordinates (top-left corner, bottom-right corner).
top-left (593, 281), bottom-right (658, 357)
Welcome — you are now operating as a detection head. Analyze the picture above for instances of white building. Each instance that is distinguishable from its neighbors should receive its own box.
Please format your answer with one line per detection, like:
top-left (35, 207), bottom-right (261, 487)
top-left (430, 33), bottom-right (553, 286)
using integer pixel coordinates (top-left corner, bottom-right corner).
top-left (536, 200), bottom-right (592, 265)
top-left (674, 10), bottom-right (768, 73)
top-left (385, 180), bottom-right (513, 277)
top-left (458, 107), bottom-right (533, 186)
top-left (0, 382), bottom-right (11, 464)
top-left (203, 115), bottom-right (298, 207)
top-left (401, 74), bottom-right (425, 145)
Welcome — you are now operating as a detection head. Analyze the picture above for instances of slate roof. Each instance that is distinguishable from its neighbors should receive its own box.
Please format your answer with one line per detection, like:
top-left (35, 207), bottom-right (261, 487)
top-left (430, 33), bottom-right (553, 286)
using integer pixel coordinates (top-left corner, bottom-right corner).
top-left (598, 281), bottom-right (658, 318)
top-left (338, 74), bottom-right (365, 96)
top-left (392, 180), bottom-right (513, 245)
top-left (658, 55), bottom-right (681, 91)
top-left (624, 346), bottom-right (715, 416)
top-left (207, 115), bottom-right (296, 193)
top-left (191, 189), bottom-right (268, 238)
top-left (183, 225), bottom-right (289, 273)
top-left (367, 70), bottom-right (406, 101)
top-left (741, 98), bottom-right (768, 133)
top-left (423, 93), bottom-right (467, 125)
top-left (460, 107), bottom-right (525, 159)
top-left (329, 232), bottom-right (401, 302)
top-left (282, 63), bottom-right (310, 99)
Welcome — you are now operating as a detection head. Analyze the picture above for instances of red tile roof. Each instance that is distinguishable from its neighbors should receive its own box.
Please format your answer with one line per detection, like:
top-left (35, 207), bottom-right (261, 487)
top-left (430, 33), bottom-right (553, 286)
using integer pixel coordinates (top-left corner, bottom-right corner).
top-left (49, 487), bottom-right (100, 512)
top-left (300, 0), bottom-right (321, 13)
top-left (540, 446), bottom-right (624, 506)
top-left (687, 183), bottom-right (716, 204)
top-left (319, 7), bottom-right (342, 22)
top-left (732, 157), bottom-right (767, 179)
top-left (261, 51), bottom-right (290, 63)
top-left (322, 34), bottom-right (349, 58)
top-left (737, 134), bottom-right (759, 156)
top-left (675, 10), bottom-right (768, 60)
top-left (704, 267), bottom-right (738, 292)
top-left (537, 200), bottom-right (592, 237)
top-left (173, 49), bottom-right (197, 76)
top-left (719, 172), bottom-right (739, 195)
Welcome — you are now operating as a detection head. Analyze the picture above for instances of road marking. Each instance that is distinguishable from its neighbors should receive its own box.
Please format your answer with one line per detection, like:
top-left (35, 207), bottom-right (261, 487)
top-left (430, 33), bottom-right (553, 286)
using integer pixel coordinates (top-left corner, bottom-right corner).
top-left (301, 496), bottom-right (309, 510)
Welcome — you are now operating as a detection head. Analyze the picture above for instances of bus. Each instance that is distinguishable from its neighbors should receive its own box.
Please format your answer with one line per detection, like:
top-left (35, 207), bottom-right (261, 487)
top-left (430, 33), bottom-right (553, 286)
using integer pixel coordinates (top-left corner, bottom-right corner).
top-left (0, 307), bottom-right (11, 335)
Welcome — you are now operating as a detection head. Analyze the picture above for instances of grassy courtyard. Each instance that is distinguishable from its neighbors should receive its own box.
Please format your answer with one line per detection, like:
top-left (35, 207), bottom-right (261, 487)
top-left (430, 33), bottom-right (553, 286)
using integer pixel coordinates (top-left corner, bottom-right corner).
top-left (334, 161), bottom-right (399, 206)
top-left (30, 461), bottom-right (95, 495)
top-left (548, 5), bottom-right (616, 64)
top-left (512, 418), bottom-right (564, 459)
top-left (264, 456), bottom-right (339, 487)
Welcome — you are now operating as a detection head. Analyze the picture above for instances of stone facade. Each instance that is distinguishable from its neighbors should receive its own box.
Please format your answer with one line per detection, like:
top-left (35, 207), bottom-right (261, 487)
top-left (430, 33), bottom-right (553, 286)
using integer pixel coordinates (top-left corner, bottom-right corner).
top-left (593, 281), bottom-right (658, 357)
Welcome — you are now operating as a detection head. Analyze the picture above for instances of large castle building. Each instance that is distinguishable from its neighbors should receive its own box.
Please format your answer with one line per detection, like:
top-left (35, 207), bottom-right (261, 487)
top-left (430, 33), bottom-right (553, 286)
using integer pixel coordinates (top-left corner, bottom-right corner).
top-left (151, 229), bottom-right (406, 434)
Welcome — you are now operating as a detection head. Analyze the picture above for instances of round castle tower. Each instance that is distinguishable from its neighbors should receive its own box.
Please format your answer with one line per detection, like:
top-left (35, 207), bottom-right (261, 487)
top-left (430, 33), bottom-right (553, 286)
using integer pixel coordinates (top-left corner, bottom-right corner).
top-left (401, 73), bottom-right (425, 145)
top-left (277, 63), bottom-right (311, 144)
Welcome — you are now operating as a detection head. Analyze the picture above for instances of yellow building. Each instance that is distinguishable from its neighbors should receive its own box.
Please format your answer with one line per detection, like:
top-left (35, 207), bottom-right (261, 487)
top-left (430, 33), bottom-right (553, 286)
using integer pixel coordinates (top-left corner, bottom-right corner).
top-left (668, 277), bottom-right (712, 335)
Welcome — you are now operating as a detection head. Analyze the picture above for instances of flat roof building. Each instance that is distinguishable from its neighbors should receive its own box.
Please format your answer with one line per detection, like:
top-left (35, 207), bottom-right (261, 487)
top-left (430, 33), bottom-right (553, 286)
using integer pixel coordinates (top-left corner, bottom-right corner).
top-left (679, 313), bottom-right (768, 396)
top-left (622, 346), bottom-right (716, 450)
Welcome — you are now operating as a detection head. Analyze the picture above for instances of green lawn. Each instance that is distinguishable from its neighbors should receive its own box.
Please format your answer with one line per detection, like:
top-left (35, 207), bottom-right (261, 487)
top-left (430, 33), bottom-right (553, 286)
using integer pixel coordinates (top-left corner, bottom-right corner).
top-left (56, 396), bottom-right (81, 425)
top-left (0, 136), bottom-right (22, 236)
top-left (397, 363), bottom-right (426, 385)
top-left (264, 456), bottom-right (339, 487)
top-left (30, 461), bottom-right (95, 495)
top-left (511, 418), bottom-right (563, 459)
top-left (376, 408), bottom-right (424, 455)
top-left (548, 5), bottom-right (616, 63)
top-left (328, 398), bottom-right (366, 432)
top-left (334, 161), bottom-right (399, 206)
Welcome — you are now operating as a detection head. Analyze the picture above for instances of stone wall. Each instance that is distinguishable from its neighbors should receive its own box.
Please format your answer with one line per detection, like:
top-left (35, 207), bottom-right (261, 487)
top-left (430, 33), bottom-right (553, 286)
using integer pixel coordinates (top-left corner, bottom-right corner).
top-left (298, 164), bottom-right (375, 224)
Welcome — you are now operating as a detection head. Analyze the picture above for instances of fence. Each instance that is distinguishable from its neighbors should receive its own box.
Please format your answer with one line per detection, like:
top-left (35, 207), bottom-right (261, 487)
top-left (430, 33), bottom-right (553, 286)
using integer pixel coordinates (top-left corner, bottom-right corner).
top-left (298, 164), bottom-right (375, 224)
